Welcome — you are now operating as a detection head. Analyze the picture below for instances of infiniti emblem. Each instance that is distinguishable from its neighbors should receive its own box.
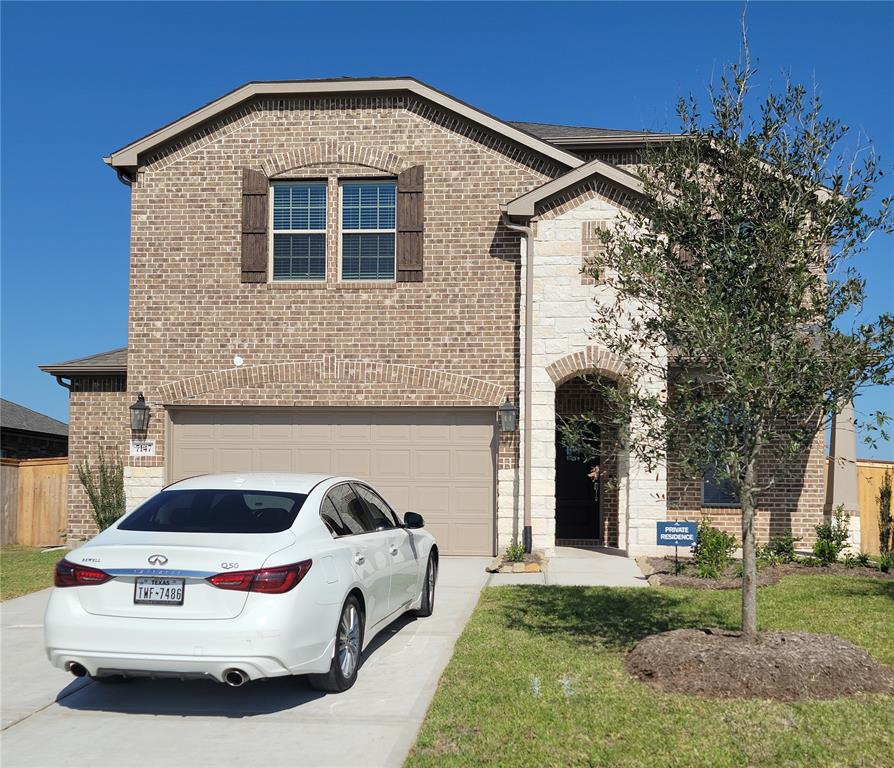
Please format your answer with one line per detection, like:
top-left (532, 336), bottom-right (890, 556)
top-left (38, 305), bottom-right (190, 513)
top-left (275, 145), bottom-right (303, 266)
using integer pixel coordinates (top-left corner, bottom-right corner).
top-left (147, 554), bottom-right (168, 566)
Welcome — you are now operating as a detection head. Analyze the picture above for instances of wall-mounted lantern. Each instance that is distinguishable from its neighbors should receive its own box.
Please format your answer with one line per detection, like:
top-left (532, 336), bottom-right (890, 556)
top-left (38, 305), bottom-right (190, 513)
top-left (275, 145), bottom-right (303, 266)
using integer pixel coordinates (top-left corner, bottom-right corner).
top-left (129, 393), bottom-right (151, 438)
top-left (498, 398), bottom-right (518, 432)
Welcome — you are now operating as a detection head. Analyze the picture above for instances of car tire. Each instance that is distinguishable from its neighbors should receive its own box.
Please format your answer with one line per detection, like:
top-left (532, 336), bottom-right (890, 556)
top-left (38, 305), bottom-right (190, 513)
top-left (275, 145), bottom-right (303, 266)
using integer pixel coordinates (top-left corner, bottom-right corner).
top-left (308, 594), bottom-right (364, 693)
top-left (412, 554), bottom-right (437, 618)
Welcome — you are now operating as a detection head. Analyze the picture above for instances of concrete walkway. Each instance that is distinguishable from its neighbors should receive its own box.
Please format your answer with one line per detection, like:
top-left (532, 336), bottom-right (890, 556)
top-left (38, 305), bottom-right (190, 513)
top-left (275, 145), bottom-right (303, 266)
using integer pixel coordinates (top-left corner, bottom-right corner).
top-left (488, 546), bottom-right (648, 587)
top-left (1, 557), bottom-right (490, 768)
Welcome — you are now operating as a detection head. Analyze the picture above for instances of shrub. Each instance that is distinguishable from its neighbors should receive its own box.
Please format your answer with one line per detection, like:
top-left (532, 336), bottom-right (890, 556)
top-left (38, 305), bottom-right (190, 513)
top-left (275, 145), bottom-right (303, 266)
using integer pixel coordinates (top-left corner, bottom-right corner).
top-left (879, 551), bottom-right (894, 573)
top-left (77, 449), bottom-right (125, 531)
top-left (842, 553), bottom-right (858, 569)
top-left (757, 531), bottom-right (801, 566)
top-left (504, 540), bottom-right (526, 563)
top-left (691, 519), bottom-right (736, 579)
top-left (879, 470), bottom-right (893, 556)
top-left (813, 506), bottom-right (850, 565)
top-left (856, 552), bottom-right (872, 568)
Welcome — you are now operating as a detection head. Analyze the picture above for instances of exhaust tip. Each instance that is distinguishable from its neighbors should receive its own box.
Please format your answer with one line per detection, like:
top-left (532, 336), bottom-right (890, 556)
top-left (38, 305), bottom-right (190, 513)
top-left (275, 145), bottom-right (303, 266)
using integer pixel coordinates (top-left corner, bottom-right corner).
top-left (223, 668), bottom-right (249, 687)
top-left (68, 662), bottom-right (88, 678)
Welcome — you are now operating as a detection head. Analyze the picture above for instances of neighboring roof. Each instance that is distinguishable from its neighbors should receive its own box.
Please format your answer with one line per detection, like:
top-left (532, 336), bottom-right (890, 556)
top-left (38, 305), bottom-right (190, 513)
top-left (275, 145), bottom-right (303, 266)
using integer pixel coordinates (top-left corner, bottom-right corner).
top-left (509, 121), bottom-right (678, 146)
top-left (1, 399), bottom-right (68, 437)
top-left (39, 347), bottom-right (128, 377)
top-left (502, 157), bottom-right (645, 218)
top-left (105, 77), bottom-right (584, 171)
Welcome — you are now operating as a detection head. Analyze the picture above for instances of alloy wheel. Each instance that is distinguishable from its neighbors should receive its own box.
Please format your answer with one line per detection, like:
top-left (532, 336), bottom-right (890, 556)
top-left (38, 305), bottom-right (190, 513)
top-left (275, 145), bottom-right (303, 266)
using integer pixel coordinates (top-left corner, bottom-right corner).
top-left (337, 603), bottom-right (360, 678)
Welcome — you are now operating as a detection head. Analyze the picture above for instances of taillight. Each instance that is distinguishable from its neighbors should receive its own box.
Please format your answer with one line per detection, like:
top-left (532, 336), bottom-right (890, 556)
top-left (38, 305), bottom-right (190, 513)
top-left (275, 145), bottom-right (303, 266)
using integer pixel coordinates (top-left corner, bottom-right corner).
top-left (206, 560), bottom-right (312, 594)
top-left (54, 559), bottom-right (112, 587)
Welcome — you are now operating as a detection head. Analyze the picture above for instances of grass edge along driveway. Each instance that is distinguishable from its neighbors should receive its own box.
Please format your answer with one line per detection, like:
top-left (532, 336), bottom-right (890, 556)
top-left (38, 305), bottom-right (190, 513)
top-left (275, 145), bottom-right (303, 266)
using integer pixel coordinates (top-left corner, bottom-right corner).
top-left (407, 576), bottom-right (894, 768)
top-left (1, 546), bottom-right (68, 601)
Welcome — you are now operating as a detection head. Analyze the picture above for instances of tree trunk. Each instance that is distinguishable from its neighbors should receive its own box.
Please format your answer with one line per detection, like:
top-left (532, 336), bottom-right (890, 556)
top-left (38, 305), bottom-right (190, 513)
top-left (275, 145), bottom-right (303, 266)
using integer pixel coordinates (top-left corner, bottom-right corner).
top-left (740, 458), bottom-right (758, 637)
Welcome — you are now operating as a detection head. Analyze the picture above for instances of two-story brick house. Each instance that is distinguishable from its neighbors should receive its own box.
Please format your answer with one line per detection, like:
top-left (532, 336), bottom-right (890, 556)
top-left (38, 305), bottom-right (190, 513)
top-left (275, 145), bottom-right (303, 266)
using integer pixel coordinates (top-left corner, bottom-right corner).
top-left (41, 77), bottom-right (827, 557)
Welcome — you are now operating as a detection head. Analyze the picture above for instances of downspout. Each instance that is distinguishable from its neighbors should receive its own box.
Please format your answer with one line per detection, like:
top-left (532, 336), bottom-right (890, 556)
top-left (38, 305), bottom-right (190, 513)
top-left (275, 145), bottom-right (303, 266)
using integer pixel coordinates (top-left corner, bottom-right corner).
top-left (501, 210), bottom-right (534, 553)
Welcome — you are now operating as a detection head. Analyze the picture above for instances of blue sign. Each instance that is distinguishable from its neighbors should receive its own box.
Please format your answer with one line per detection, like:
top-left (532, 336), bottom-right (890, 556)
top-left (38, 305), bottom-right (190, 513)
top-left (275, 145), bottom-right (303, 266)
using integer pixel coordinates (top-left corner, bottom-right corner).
top-left (657, 521), bottom-right (698, 547)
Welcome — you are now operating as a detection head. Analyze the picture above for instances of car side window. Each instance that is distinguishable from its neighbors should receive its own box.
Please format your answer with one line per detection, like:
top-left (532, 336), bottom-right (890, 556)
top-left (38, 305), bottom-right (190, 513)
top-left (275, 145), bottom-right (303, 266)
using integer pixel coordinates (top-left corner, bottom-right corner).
top-left (319, 496), bottom-right (349, 537)
top-left (354, 485), bottom-right (399, 530)
top-left (327, 483), bottom-right (373, 535)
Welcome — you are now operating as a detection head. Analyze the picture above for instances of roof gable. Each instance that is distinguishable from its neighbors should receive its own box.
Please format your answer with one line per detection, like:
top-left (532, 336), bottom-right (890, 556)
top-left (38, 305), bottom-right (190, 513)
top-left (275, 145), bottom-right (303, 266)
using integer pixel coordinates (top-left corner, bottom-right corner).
top-left (502, 157), bottom-right (645, 218)
top-left (105, 78), bottom-right (584, 172)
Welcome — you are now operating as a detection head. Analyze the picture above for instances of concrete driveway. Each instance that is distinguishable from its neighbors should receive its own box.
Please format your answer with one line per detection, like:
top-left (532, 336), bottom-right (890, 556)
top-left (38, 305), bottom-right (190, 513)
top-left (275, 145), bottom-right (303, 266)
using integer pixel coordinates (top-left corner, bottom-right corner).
top-left (1, 557), bottom-right (490, 768)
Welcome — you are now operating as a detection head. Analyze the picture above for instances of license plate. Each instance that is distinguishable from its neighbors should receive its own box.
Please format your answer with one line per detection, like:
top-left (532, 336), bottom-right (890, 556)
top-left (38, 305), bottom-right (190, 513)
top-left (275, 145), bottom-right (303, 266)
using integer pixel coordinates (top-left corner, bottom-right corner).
top-left (134, 577), bottom-right (185, 605)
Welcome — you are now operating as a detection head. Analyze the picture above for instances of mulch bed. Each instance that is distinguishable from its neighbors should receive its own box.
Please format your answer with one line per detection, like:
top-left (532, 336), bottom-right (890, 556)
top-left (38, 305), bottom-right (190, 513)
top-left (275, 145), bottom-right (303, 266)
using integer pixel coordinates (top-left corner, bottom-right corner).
top-left (626, 628), bottom-right (894, 700)
top-left (639, 557), bottom-right (894, 589)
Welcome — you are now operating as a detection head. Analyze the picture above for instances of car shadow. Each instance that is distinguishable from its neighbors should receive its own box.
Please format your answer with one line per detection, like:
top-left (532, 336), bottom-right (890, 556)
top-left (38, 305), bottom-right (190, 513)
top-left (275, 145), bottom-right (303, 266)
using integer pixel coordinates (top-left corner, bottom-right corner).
top-left (56, 613), bottom-right (421, 717)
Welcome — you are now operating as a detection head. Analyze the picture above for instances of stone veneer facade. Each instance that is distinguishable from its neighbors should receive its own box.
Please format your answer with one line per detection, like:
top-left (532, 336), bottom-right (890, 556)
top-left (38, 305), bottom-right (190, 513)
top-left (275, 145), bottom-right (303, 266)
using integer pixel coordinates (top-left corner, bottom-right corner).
top-left (518, 177), bottom-right (827, 555)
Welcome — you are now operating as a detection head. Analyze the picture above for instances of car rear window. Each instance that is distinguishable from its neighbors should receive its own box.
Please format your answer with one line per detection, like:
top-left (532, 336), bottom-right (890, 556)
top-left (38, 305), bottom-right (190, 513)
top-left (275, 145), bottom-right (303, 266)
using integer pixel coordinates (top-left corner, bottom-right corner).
top-left (117, 490), bottom-right (307, 533)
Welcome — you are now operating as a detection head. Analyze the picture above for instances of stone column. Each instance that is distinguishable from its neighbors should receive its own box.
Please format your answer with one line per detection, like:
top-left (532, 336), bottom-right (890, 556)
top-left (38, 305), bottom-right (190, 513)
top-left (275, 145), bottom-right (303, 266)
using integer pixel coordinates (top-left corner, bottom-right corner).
top-left (825, 400), bottom-right (860, 550)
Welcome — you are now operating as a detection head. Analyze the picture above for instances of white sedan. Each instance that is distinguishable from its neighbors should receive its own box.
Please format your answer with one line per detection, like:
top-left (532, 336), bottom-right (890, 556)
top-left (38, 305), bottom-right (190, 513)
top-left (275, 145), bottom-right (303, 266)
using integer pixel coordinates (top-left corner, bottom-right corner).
top-left (44, 473), bottom-right (438, 692)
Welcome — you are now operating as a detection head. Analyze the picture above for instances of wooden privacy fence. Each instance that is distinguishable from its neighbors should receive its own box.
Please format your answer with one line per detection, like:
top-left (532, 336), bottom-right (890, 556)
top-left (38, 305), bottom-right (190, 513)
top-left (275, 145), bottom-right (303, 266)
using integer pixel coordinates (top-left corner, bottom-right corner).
top-left (1, 457), bottom-right (68, 547)
top-left (857, 459), bottom-right (894, 557)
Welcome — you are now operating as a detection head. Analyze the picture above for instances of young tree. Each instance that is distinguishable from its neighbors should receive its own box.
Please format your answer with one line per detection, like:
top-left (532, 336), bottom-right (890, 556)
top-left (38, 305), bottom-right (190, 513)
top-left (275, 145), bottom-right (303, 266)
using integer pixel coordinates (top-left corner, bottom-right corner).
top-left (564, 45), bottom-right (893, 636)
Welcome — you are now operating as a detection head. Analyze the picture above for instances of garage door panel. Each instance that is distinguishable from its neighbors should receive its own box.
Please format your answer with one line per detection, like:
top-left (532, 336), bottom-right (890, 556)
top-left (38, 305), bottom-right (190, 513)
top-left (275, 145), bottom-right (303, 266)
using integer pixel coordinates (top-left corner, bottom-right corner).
top-left (335, 424), bottom-right (372, 441)
top-left (257, 449), bottom-right (292, 472)
top-left (414, 484), bottom-right (450, 514)
top-left (455, 450), bottom-right (492, 478)
top-left (170, 409), bottom-right (495, 555)
top-left (335, 449), bottom-right (371, 477)
top-left (296, 424), bottom-right (332, 441)
top-left (257, 423), bottom-right (293, 441)
top-left (374, 450), bottom-right (412, 478)
top-left (217, 449), bottom-right (253, 473)
top-left (453, 422), bottom-right (496, 443)
top-left (220, 423), bottom-right (253, 440)
top-left (414, 424), bottom-right (451, 442)
top-left (373, 424), bottom-right (411, 442)
top-left (296, 449), bottom-right (332, 474)
top-left (415, 450), bottom-right (451, 479)
top-left (452, 522), bottom-right (492, 555)
top-left (455, 485), bottom-right (491, 514)
top-left (174, 448), bottom-right (214, 479)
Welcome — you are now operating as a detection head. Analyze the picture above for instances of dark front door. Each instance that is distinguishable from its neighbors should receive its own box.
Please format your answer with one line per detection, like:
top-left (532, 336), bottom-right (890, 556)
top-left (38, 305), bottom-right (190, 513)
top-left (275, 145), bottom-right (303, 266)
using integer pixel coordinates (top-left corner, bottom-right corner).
top-left (555, 428), bottom-right (600, 540)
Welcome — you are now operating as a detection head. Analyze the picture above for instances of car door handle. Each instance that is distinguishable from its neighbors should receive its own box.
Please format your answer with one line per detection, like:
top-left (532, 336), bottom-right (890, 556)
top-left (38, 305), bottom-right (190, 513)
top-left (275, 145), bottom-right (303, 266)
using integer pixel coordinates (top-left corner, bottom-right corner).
top-left (389, 546), bottom-right (398, 556)
top-left (353, 553), bottom-right (365, 566)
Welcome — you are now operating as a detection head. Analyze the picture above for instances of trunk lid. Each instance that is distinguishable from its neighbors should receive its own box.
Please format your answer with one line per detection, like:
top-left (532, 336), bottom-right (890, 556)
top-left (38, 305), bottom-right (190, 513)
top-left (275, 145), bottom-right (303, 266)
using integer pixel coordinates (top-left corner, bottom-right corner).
top-left (68, 530), bottom-right (296, 620)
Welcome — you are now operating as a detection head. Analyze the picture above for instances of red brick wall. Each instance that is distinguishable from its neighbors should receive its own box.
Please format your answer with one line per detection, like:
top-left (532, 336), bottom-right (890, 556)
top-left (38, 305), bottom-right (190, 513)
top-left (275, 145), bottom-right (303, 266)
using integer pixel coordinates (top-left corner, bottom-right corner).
top-left (66, 379), bottom-right (129, 540)
top-left (667, 429), bottom-right (826, 547)
top-left (124, 94), bottom-right (564, 484)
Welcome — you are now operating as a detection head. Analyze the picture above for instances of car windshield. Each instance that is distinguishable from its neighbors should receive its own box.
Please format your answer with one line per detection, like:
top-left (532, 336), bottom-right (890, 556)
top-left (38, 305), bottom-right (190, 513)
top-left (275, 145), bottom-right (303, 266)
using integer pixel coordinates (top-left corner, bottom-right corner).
top-left (117, 489), bottom-right (307, 534)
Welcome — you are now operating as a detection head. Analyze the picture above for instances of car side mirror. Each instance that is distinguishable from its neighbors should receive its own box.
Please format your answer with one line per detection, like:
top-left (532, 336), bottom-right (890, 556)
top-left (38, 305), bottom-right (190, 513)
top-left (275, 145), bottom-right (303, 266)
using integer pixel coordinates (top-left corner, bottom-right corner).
top-left (404, 512), bottom-right (424, 529)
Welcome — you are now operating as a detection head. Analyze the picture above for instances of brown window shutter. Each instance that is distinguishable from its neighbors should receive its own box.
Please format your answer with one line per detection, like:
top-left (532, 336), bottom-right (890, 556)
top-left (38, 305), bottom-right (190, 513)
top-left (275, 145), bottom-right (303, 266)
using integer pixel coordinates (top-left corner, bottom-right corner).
top-left (396, 165), bottom-right (424, 282)
top-left (241, 168), bottom-right (268, 283)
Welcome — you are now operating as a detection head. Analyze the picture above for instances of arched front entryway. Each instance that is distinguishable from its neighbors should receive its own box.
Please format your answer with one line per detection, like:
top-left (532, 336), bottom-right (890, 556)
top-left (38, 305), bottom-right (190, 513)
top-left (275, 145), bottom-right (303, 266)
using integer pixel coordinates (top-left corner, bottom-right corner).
top-left (555, 376), bottom-right (620, 547)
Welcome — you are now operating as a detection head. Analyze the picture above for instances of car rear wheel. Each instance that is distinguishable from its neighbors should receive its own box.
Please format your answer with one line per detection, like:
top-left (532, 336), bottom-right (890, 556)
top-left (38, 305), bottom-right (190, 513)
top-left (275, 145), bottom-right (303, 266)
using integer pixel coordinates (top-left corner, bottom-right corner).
top-left (308, 595), bottom-right (364, 693)
top-left (413, 554), bottom-right (437, 617)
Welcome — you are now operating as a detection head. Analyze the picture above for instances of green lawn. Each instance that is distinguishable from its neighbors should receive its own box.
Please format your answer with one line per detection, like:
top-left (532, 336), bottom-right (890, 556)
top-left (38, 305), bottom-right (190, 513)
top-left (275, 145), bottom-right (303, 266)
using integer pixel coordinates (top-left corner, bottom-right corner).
top-left (1, 546), bottom-right (67, 600)
top-left (408, 576), bottom-right (894, 768)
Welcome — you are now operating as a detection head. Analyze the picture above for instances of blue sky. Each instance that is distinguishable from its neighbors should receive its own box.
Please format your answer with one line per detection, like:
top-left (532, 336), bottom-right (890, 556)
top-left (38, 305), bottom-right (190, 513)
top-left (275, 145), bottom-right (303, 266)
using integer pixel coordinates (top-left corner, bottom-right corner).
top-left (2, 1), bottom-right (892, 457)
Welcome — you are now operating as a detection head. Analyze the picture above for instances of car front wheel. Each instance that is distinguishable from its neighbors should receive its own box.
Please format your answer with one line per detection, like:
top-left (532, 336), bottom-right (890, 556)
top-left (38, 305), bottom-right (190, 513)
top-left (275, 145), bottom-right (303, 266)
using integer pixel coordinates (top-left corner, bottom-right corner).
top-left (413, 554), bottom-right (437, 617)
top-left (308, 595), bottom-right (364, 692)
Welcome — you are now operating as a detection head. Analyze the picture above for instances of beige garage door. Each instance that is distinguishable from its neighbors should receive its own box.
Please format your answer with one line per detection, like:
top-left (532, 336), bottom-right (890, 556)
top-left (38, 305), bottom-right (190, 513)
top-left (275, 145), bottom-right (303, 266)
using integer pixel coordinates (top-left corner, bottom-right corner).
top-left (168, 408), bottom-right (496, 556)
